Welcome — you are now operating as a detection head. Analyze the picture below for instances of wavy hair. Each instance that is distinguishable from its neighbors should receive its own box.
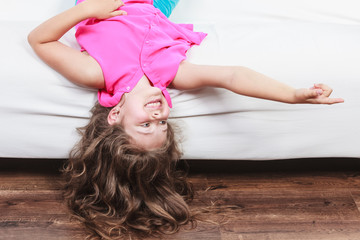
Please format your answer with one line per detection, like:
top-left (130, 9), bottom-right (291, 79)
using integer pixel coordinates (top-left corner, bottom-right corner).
top-left (63, 103), bottom-right (195, 239)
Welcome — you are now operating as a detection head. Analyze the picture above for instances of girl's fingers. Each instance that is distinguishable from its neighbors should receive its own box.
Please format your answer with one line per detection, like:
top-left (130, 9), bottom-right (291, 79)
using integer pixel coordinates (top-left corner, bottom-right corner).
top-left (111, 10), bottom-right (127, 16)
top-left (330, 98), bottom-right (345, 104)
top-left (314, 83), bottom-right (333, 97)
top-left (304, 89), bottom-right (322, 99)
top-left (318, 97), bottom-right (344, 104)
top-left (303, 86), bottom-right (344, 104)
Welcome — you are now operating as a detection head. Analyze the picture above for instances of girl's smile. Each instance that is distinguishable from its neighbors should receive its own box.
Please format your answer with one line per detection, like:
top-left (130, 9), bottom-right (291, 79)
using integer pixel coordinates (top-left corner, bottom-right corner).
top-left (108, 75), bottom-right (170, 150)
top-left (145, 99), bottom-right (162, 108)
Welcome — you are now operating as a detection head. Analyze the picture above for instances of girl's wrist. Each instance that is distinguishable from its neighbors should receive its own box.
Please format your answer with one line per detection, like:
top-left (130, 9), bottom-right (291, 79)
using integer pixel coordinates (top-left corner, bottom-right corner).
top-left (74, 1), bottom-right (98, 20)
top-left (288, 89), bottom-right (297, 104)
top-left (292, 88), bottom-right (309, 104)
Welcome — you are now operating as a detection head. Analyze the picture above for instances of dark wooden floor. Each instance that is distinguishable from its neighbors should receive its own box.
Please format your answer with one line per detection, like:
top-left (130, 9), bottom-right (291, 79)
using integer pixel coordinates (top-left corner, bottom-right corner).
top-left (1, 158), bottom-right (360, 240)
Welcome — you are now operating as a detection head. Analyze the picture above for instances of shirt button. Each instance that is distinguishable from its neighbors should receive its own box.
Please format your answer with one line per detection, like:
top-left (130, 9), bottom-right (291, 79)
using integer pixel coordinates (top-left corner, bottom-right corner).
top-left (145, 40), bottom-right (149, 44)
top-left (126, 86), bottom-right (130, 91)
top-left (143, 63), bottom-right (147, 67)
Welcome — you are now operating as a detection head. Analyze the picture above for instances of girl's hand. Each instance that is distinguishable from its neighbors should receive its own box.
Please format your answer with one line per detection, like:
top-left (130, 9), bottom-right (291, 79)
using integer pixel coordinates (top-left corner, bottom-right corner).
top-left (294, 84), bottom-right (344, 104)
top-left (82, 0), bottom-right (127, 19)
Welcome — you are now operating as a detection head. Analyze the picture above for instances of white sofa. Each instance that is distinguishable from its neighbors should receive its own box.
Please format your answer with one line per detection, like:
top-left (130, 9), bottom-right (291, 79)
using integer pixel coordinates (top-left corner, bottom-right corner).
top-left (1, 0), bottom-right (359, 160)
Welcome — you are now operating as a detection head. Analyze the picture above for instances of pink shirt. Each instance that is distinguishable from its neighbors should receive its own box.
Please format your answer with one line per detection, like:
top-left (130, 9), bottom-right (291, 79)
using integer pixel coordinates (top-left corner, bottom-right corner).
top-left (75, 0), bottom-right (207, 107)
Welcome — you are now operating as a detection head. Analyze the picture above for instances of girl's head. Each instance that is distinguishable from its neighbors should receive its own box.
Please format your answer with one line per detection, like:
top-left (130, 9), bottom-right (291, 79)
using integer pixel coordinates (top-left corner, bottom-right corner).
top-left (63, 102), bottom-right (194, 239)
top-left (107, 76), bottom-right (171, 150)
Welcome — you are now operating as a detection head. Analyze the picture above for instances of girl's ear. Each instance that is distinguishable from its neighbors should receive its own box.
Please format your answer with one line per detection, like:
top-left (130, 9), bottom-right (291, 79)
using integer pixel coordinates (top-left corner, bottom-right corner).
top-left (107, 107), bottom-right (121, 125)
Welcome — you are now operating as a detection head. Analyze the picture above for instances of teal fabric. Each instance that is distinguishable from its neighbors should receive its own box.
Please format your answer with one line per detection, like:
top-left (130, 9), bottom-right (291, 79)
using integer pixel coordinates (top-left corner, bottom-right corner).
top-left (153, 0), bottom-right (179, 17)
top-left (75, 0), bottom-right (179, 18)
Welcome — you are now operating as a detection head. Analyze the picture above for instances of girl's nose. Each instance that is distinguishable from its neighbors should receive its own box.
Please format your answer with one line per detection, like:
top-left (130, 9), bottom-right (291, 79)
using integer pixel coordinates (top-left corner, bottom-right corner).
top-left (151, 111), bottom-right (161, 119)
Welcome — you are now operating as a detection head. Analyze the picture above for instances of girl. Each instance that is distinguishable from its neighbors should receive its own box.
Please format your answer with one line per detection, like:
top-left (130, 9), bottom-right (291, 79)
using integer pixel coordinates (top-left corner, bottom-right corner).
top-left (28, 0), bottom-right (344, 239)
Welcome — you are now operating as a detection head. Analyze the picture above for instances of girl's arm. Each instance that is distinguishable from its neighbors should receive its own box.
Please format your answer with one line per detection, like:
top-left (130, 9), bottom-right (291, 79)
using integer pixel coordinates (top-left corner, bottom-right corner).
top-left (28, 0), bottom-right (127, 89)
top-left (172, 61), bottom-right (344, 104)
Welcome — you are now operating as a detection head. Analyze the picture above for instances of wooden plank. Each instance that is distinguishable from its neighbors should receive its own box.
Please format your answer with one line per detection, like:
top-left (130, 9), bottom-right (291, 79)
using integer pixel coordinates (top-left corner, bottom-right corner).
top-left (0, 174), bottom-right (62, 191)
top-left (220, 232), bottom-right (360, 240)
top-left (1, 158), bottom-right (360, 240)
top-left (199, 171), bottom-right (360, 192)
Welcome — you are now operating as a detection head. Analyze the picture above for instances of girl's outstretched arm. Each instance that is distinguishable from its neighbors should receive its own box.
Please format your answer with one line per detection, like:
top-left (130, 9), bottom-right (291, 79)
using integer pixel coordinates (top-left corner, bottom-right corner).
top-left (28, 0), bottom-right (127, 89)
top-left (172, 61), bottom-right (344, 104)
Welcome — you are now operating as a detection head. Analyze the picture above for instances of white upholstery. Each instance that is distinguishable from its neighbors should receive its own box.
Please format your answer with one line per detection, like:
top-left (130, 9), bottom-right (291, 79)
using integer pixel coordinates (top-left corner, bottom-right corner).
top-left (1, 0), bottom-right (359, 159)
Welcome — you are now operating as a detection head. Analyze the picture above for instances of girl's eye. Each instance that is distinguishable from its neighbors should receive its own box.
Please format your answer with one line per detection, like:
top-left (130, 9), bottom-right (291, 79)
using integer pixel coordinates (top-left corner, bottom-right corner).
top-left (159, 120), bottom-right (167, 125)
top-left (141, 123), bottom-right (150, 127)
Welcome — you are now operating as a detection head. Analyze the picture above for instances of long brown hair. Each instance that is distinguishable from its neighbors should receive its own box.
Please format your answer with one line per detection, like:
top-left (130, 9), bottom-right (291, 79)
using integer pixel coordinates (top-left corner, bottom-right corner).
top-left (63, 103), bottom-right (195, 239)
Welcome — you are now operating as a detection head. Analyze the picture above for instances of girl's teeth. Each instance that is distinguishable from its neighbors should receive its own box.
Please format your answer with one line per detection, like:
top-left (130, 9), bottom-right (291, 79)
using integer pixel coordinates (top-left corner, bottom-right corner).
top-left (147, 102), bottom-right (160, 107)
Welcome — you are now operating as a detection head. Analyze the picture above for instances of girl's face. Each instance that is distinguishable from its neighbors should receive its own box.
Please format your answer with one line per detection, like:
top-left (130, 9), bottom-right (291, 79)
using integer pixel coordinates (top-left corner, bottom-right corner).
top-left (108, 77), bottom-right (170, 150)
